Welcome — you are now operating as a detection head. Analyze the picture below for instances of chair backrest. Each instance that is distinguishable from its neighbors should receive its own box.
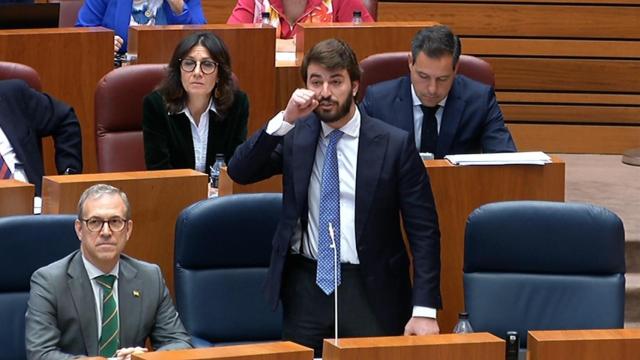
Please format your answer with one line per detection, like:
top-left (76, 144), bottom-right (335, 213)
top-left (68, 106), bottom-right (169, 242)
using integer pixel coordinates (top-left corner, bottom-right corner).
top-left (0, 214), bottom-right (79, 360)
top-left (463, 201), bottom-right (626, 348)
top-left (49, 0), bottom-right (83, 27)
top-left (0, 61), bottom-right (42, 91)
top-left (174, 193), bottom-right (283, 346)
top-left (362, 0), bottom-right (378, 20)
top-left (358, 52), bottom-right (494, 101)
top-left (95, 64), bottom-right (167, 172)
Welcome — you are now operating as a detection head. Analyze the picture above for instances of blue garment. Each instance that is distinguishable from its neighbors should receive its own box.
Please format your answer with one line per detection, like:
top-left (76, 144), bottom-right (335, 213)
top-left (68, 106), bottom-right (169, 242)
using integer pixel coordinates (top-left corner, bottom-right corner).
top-left (362, 75), bottom-right (517, 159)
top-left (316, 129), bottom-right (343, 295)
top-left (75, 0), bottom-right (206, 52)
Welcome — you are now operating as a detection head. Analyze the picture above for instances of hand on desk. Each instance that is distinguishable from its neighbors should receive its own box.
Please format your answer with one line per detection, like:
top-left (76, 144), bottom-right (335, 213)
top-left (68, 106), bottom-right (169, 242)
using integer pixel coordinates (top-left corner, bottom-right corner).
top-left (116, 346), bottom-right (148, 360)
top-left (283, 89), bottom-right (319, 124)
top-left (404, 316), bottom-right (440, 336)
top-left (114, 36), bottom-right (123, 53)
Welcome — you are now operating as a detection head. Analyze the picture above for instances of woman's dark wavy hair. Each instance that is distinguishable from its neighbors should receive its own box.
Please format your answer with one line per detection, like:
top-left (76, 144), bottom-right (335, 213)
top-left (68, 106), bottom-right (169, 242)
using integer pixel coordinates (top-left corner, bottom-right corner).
top-left (157, 31), bottom-right (234, 116)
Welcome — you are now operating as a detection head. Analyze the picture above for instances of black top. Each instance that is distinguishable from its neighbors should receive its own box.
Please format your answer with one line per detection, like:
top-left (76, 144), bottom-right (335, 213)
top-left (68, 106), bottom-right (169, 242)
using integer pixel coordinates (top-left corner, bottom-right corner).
top-left (142, 89), bottom-right (249, 173)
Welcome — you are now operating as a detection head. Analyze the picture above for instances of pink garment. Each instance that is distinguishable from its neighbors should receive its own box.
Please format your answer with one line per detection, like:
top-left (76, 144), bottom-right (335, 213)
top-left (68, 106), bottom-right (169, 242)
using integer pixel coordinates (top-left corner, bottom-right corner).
top-left (227, 0), bottom-right (373, 39)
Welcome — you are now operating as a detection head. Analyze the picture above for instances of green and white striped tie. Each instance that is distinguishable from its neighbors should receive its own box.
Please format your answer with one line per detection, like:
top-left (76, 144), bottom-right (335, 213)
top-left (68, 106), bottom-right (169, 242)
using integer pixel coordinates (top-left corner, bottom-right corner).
top-left (96, 274), bottom-right (119, 357)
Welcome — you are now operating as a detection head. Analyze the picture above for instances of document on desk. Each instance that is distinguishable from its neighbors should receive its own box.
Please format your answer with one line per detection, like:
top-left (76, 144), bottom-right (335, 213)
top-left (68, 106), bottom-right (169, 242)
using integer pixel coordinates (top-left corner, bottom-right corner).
top-left (445, 151), bottom-right (552, 166)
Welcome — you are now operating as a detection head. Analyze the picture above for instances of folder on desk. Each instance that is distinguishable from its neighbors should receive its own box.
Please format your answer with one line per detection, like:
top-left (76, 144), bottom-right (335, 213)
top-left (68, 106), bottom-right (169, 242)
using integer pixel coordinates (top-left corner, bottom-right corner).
top-left (445, 151), bottom-right (552, 166)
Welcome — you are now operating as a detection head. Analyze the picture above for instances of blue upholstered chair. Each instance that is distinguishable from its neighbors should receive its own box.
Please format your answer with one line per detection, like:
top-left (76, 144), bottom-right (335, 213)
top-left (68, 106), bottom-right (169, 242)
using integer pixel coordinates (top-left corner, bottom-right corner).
top-left (463, 201), bottom-right (626, 349)
top-left (174, 193), bottom-right (283, 347)
top-left (0, 214), bottom-right (78, 360)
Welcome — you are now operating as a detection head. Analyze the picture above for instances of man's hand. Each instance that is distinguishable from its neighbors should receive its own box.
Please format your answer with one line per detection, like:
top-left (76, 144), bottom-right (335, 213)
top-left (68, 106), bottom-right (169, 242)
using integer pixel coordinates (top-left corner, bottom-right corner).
top-left (165, 0), bottom-right (185, 13)
top-left (404, 317), bottom-right (440, 336)
top-left (115, 346), bottom-right (148, 360)
top-left (283, 89), bottom-right (318, 124)
top-left (114, 35), bottom-right (123, 53)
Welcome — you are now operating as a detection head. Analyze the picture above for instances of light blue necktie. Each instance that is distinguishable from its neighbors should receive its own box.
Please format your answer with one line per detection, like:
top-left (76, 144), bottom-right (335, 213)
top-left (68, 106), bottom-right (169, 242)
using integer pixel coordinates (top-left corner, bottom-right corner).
top-left (316, 129), bottom-right (343, 295)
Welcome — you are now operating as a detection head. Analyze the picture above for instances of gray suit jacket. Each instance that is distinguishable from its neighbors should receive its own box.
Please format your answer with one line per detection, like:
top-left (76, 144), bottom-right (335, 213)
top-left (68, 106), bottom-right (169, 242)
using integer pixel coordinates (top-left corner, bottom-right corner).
top-left (25, 251), bottom-right (192, 359)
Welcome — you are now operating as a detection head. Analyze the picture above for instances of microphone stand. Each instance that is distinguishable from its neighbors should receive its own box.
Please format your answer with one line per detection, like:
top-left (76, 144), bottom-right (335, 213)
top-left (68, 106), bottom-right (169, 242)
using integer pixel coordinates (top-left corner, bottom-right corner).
top-left (328, 222), bottom-right (338, 346)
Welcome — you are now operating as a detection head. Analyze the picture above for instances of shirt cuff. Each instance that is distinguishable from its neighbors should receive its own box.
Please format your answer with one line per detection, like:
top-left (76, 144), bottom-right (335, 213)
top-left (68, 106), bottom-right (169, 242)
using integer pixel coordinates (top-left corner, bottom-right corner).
top-left (412, 306), bottom-right (437, 319)
top-left (265, 111), bottom-right (295, 136)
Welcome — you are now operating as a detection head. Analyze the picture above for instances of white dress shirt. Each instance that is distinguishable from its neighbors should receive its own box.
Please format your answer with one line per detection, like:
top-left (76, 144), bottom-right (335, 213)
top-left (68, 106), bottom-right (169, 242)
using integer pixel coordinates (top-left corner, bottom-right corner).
top-left (266, 109), bottom-right (436, 319)
top-left (178, 98), bottom-right (217, 173)
top-left (411, 84), bottom-right (447, 150)
top-left (81, 253), bottom-right (120, 339)
top-left (0, 125), bottom-right (28, 183)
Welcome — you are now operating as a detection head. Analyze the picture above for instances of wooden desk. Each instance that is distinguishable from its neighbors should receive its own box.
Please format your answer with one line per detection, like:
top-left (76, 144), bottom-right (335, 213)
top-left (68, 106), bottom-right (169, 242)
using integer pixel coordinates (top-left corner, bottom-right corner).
top-left (41, 169), bottom-right (208, 293)
top-left (0, 27), bottom-right (115, 174)
top-left (528, 329), bottom-right (640, 360)
top-left (132, 341), bottom-right (312, 360)
top-left (129, 25), bottom-right (277, 135)
top-left (219, 159), bottom-right (565, 333)
top-left (0, 180), bottom-right (34, 216)
top-left (275, 22), bottom-right (435, 110)
top-left (323, 333), bottom-right (504, 360)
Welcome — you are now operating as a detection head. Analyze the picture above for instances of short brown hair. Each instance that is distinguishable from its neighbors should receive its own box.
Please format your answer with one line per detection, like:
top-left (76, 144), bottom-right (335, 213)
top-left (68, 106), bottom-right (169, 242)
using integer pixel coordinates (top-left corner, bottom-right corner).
top-left (300, 39), bottom-right (361, 83)
top-left (77, 184), bottom-right (131, 220)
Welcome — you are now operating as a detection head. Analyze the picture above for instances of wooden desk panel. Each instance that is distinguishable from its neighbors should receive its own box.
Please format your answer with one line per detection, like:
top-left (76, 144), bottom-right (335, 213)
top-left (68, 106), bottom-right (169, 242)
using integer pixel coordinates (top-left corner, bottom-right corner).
top-left (41, 169), bottom-right (208, 293)
top-left (129, 25), bottom-right (277, 135)
top-left (0, 180), bottom-right (35, 216)
top-left (0, 28), bottom-right (115, 174)
top-left (219, 159), bottom-right (565, 333)
top-left (133, 341), bottom-right (313, 360)
top-left (528, 329), bottom-right (640, 360)
top-left (323, 333), bottom-right (504, 360)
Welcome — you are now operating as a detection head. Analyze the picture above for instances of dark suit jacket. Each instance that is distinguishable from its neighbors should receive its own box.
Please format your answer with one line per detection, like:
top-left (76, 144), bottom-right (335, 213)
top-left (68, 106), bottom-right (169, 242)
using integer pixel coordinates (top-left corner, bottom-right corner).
top-left (362, 75), bottom-right (516, 159)
top-left (142, 90), bottom-right (249, 173)
top-left (0, 79), bottom-right (82, 195)
top-left (25, 251), bottom-right (192, 359)
top-left (228, 109), bottom-right (441, 334)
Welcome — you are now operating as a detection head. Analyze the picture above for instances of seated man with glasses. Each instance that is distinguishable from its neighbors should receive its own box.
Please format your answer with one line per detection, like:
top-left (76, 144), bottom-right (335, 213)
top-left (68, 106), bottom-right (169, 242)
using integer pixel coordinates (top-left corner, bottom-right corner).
top-left (142, 31), bottom-right (249, 175)
top-left (25, 184), bottom-right (192, 360)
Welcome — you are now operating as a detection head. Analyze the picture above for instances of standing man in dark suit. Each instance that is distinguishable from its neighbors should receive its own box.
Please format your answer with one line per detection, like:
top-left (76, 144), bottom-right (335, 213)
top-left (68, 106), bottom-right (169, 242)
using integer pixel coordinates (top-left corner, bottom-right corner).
top-left (362, 25), bottom-right (516, 159)
top-left (0, 79), bottom-right (82, 195)
top-left (228, 39), bottom-right (441, 357)
top-left (26, 184), bottom-right (192, 360)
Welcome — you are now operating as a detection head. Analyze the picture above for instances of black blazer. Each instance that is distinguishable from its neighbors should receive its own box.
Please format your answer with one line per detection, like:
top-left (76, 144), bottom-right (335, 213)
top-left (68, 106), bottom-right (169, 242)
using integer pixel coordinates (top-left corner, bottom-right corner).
top-left (142, 90), bottom-right (249, 173)
top-left (0, 79), bottom-right (82, 195)
top-left (228, 109), bottom-right (441, 335)
top-left (362, 75), bottom-right (516, 159)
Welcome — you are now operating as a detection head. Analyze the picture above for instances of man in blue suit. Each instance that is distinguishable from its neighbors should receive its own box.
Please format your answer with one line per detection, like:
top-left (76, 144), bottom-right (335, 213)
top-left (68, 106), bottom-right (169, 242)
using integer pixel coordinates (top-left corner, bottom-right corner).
top-left (362, 25), bottom-right (516, 159)
top-left (0, 79), bottom-right (82, 196)
top-left (229, 39), bottom-right (441, 357)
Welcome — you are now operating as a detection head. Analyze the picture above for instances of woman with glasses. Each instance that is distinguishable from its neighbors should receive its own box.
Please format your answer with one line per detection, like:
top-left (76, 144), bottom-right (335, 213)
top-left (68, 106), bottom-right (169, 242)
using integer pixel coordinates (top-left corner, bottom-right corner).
top-left (142, 31), bottom-right (249, 173)
top-left (76, 0), bottom-right (206, 54)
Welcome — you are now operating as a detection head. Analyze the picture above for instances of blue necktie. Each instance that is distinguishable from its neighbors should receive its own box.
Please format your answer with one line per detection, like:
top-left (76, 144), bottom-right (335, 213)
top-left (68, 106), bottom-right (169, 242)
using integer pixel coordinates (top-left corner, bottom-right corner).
top-left (316, 129), bottom-right (343, 295)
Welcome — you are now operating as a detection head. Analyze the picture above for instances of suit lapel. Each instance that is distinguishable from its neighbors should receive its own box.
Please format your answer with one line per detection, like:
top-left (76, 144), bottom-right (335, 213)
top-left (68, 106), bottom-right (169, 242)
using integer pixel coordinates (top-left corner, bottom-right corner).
top-left (292, 116), bottom-right (320, 213)
top-left (394, 77), bottom-right (416, 136)
top-left (117, 257), bottom-right (143, 347)
top-left (355, 112), bottom-right (388, 243)
top-left (437, 78), bottom-right (464, 158)
top-left (67, 252), bottom-right (99, 355)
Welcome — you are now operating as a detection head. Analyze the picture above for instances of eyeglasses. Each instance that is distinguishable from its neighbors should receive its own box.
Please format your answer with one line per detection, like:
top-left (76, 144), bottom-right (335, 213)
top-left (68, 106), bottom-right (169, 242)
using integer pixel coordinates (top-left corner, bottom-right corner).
top-left (81, 217), bottom-right (128, 232)
top-left (179, 58), bottom-right (218, 75)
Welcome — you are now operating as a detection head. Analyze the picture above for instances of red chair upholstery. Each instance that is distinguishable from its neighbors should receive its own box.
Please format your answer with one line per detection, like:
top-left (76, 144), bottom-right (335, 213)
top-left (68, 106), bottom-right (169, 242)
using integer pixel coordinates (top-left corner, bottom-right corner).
top-left (94, 64), bottom-right (167, 172)
top-left (49, 0), bottom-right (83, 27)
top-left (362, 0), bottom-right (378, 20)
top-left (358, 52), bottom-right (495, 101)
top-left (0, 61), bottom-right (42, 91)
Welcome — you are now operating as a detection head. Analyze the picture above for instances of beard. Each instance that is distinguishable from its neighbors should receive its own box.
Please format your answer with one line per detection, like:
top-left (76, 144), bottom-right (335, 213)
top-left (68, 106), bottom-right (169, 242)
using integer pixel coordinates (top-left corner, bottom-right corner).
top-left (314, 91), bottom-right (354, 124)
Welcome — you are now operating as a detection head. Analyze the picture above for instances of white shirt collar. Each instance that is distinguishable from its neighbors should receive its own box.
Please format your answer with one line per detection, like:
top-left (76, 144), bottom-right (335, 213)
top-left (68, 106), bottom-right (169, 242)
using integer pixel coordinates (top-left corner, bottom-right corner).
top-left (81, 251), bottom-right (119, 279)
top-left (410, 83), bottom-right (448, 108)
top-left (176, 97), bottom-right (218, 117)
top-left (319, 106), bottom-right (361, 139)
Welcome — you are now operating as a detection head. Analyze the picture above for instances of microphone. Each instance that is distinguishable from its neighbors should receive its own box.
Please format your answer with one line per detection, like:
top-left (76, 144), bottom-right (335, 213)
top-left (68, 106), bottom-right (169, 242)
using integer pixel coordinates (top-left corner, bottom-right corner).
top-left (328, 222), bottom-right (339, 345)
